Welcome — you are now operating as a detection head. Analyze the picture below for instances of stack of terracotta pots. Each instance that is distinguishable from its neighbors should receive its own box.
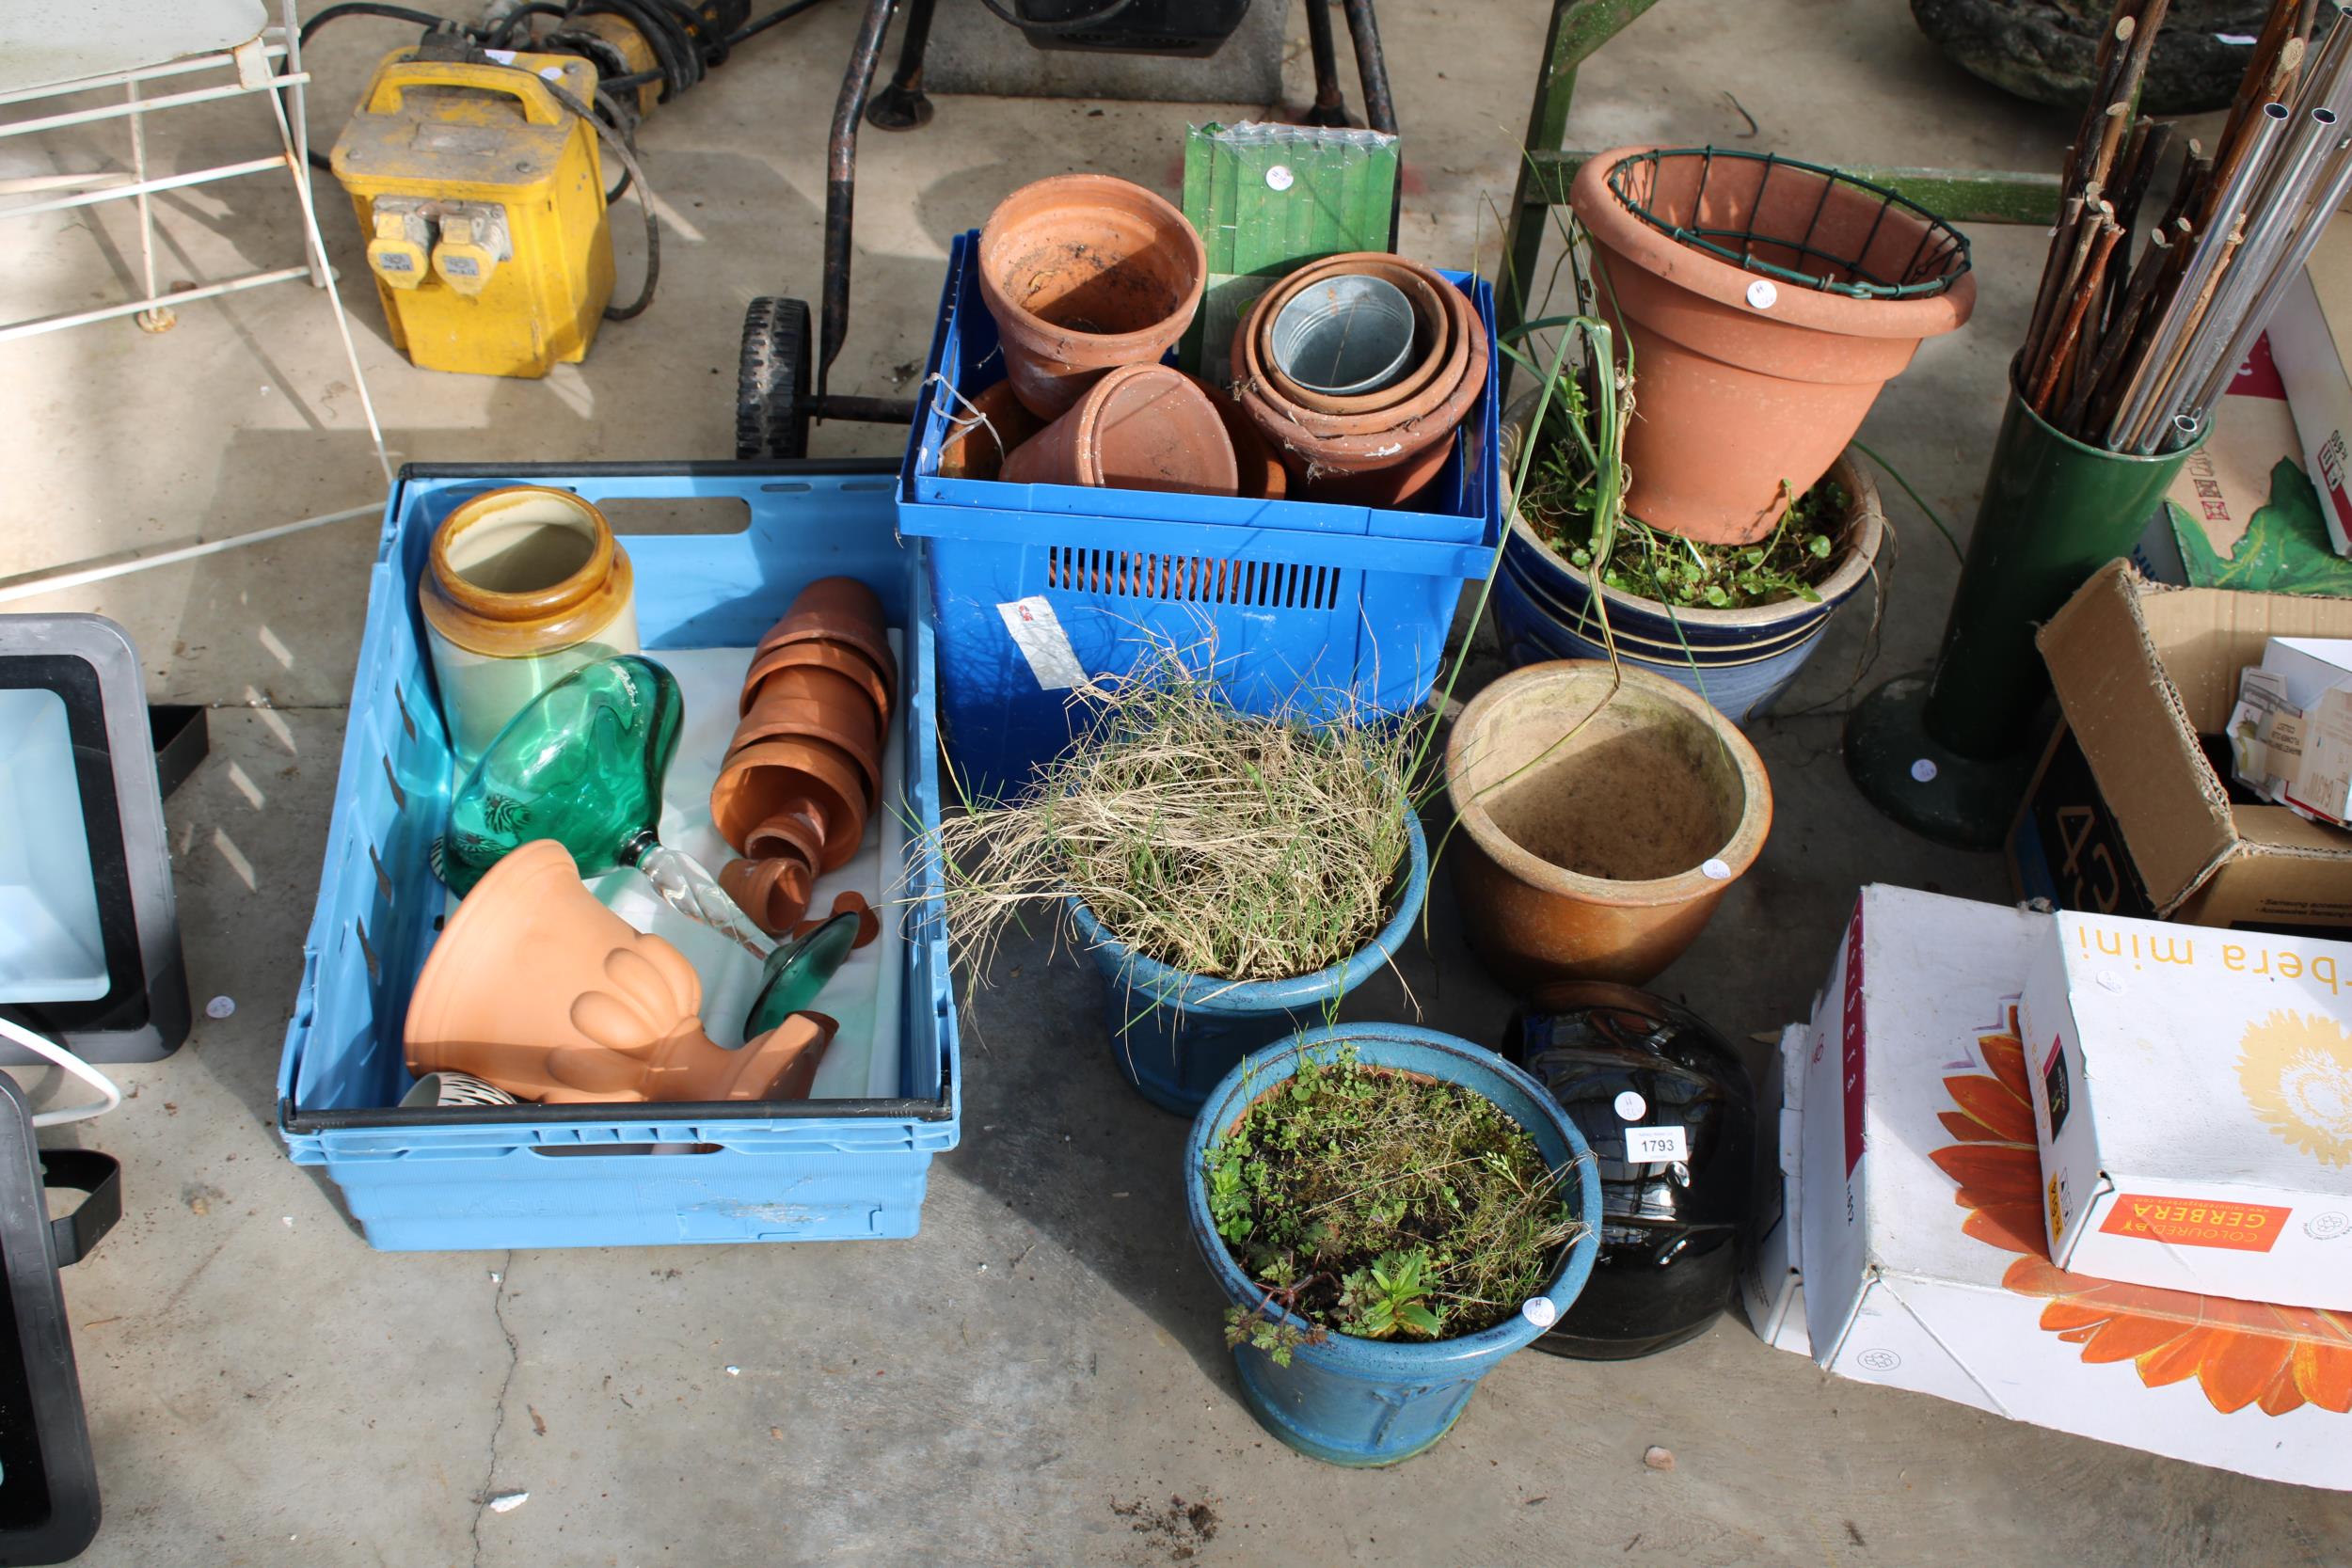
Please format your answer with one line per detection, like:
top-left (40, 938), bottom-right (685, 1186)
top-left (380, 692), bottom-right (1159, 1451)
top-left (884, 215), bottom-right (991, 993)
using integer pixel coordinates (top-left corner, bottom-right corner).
top-left (1230, 252), bottom-right (1487, 508)
top-left (709, 577), bottom-right (897, 936)
top-left (972, 174), bottom-right (1275, 499)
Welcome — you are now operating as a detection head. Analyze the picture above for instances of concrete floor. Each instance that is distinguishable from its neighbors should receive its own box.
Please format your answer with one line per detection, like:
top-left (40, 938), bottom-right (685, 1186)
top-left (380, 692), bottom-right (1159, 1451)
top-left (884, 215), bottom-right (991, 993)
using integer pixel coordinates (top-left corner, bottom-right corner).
top-left (3, 1), bottom-right (2349, 1562)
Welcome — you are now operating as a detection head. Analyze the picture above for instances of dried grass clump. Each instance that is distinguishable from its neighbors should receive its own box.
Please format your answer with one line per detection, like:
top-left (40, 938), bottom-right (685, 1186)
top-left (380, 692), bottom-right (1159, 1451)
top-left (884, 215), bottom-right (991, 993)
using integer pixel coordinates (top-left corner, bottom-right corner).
top-left (932, 654), bottom-right (1416, 982)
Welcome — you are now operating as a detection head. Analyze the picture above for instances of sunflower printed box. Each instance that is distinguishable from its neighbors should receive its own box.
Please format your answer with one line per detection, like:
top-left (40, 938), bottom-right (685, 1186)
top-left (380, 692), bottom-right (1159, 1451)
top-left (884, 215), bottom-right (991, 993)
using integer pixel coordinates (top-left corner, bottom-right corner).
top-left (1802, 886), bottom-right (2350, 1491)
top-left (2017, 911), bottom-right (2352, 1311)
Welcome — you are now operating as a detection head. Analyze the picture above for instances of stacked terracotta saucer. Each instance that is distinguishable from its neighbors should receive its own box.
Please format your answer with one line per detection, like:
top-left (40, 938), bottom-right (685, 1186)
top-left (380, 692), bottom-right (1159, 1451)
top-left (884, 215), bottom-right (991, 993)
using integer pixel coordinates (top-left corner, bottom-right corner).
top-left (1230, 251), bottom-right (1487, 507)
top-left (710, 578), bottom-right (896, 936)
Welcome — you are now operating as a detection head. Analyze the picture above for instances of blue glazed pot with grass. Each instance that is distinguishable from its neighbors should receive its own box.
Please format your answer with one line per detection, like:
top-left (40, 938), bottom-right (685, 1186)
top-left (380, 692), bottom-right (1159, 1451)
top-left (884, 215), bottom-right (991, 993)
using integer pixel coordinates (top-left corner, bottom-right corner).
top-left (1069, 811), bottom-right (1428, 1116)
top-left (1184, 1023), bottom-right (1601, 1466)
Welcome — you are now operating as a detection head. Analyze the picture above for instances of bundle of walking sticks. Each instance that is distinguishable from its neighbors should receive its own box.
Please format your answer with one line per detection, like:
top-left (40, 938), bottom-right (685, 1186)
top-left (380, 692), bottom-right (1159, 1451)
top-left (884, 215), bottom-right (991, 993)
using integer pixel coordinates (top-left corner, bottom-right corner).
top-left (2019, 0), bottom-right (2352, 452)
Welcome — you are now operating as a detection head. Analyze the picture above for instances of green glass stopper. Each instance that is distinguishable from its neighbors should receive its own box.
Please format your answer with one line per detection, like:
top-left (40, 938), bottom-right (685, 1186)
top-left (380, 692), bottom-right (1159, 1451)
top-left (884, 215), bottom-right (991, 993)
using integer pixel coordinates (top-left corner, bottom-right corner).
top-left (743, 911), bottom-right (861, 1040)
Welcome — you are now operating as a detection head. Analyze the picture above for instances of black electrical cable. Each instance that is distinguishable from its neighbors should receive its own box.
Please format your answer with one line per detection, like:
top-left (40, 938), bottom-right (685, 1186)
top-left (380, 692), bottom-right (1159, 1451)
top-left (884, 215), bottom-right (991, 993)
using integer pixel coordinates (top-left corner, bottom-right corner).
top-left (486, 1), bottom-right (572, 44)
top-left (296, 1), bottom-right (469, 43)
top-left (728, 0), bottom-right (831, 46)
top-left (971, 0), bottom-right (1140, 34)
top-left (544, 78), bottom-right (660, 319)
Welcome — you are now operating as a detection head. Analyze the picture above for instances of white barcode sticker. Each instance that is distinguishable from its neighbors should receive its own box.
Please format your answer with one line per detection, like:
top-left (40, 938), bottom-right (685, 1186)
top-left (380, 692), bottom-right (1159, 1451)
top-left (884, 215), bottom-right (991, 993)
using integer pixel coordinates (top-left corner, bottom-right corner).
top-left (997, 596), bottom-right (1086, 690)
top-left (1625, 1125), bottom-right (1688, 1164)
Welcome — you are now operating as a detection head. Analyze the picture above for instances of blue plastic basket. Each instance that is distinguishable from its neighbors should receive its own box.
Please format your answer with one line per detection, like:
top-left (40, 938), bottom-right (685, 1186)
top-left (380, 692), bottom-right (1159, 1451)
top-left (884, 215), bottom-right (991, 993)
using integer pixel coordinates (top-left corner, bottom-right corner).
top-left (277, 460), bottom-right (961, 1252)
top-left (897, 232), bottom-right (1502, 802)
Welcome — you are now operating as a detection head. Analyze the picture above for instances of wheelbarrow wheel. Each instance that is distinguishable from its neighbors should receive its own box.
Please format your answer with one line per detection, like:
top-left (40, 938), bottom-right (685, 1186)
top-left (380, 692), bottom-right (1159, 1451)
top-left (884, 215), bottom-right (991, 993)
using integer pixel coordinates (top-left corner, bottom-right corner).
top-left (737, 296), bottom-right (812, 460)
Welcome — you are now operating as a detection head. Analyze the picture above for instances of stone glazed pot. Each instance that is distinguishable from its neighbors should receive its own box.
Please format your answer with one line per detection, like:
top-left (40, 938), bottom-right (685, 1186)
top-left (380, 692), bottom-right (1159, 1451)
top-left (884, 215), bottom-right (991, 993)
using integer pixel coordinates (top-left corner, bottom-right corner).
top-left (419, 485), bottom-right (640, 767)
top-left (1445, 662), bottom-right (1771, 992)
top-left (978, 173), bottom-right (1208, 420)
top-left (1068, 809), bottom-right (1428, 1115)
top-left (1493, 393), bottom-right (1887, 723)
top-left (999, 363), bottom-right (1238, 496)
top-left (1185, 1024), bottom-right (1602, 1466)
top-left (1570, 146), bottom-right (1975, 546)
top-left (403, 841), bottom-right (836, 1102)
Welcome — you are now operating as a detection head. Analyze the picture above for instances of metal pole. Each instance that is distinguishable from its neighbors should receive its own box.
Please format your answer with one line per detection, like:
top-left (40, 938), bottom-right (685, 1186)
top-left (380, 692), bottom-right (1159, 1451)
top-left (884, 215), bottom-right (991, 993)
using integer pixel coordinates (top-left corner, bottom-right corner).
top-left (865, 0), bottom-right (937, 132)
top-left (279, 0), bottom-right (324, 286)
top-left (1302, 0), bottom-right (1351, 128)
top-left (820, 0), bottom-right (897, 403)
top-left (1339, 0), bottom-right (1396, 136)
top-left (2106, 101), bottom-right (2290, 448)
top-left (125, 77), bottom-right (174, 332)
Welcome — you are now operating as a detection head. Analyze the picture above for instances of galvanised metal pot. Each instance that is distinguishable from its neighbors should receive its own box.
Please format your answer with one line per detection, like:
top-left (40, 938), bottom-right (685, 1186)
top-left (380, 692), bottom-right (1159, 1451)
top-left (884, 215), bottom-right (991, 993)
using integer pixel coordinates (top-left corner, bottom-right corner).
top-left (1070, 810), bottom-right (1428, 1116)
top-left (1184, 1023), bottom-right (1602, 1466)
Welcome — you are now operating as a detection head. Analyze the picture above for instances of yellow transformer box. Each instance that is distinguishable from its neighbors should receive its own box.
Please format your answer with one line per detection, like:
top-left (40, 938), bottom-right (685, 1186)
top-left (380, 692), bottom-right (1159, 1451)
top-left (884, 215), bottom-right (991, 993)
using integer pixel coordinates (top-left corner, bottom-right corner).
top-left (331, 51), bottom-right (614, 378)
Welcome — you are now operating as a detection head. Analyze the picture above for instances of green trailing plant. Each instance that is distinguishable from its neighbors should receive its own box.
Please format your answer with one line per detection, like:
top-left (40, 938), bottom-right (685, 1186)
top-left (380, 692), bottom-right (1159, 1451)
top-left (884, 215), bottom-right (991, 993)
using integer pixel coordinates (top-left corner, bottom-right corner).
top-left (929, 648), bottom-right (1417, 984)
top-left (1211, 1045), bottom-right (1581, 1356)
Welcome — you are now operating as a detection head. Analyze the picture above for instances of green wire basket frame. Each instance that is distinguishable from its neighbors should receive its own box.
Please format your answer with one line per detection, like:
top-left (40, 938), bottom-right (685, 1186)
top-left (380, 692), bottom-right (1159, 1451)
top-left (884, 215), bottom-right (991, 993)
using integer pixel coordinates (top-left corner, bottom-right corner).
top-left (1604, 146), bottom-right (1974, 301)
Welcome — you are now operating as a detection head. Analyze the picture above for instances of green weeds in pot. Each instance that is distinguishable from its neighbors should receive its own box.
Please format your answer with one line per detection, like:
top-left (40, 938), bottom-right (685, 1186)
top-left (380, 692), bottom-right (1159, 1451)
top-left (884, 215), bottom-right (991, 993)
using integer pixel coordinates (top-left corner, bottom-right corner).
top-left (1211, 1047), bottom-right (1579, 1358)
top-left (1517, 376), bottom-right (1848, 610)
top-left (930, 651), bottom-right (1415, 983)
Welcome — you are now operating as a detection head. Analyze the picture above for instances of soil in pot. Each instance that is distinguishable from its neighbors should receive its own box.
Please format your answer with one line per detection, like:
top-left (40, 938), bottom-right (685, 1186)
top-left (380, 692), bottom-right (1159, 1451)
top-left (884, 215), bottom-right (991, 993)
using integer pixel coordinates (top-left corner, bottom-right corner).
top-left (1207, 1046), bottom-right (1579, 1355)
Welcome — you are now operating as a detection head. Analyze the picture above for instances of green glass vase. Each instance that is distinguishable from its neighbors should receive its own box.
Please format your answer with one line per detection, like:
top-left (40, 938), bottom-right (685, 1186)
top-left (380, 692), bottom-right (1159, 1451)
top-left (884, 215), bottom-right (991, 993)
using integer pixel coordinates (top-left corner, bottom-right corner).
top-left (436, 655), bottom-right (771, 956)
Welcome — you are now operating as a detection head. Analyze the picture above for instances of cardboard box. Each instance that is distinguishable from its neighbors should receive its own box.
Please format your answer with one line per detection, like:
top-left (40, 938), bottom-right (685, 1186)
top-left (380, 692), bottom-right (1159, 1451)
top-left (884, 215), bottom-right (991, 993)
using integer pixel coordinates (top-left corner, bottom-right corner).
top-left (1800, 886), bottom-right (2352, 1491)
top-left (2230, 637), bottom-right (2352, 827)
top-left (2166, 335), bottom-right (2352, 594)
top-left (2270, 225), bottom-right (2352, 555)
top-left (2018, 910), bottom-right (2352, 1309)
top-left (1737, 1023), bottom-right (1809, 1355)
top-left (2007, 721), bottom-right (2164, 921)
top-left (2035, 563), bottom-right (2352, 929)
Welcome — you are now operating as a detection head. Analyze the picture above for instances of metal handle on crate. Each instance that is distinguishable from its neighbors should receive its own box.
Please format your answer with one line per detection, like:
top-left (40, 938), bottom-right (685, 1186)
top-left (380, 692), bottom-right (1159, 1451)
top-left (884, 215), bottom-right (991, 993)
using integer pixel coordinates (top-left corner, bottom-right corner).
top-left (40, 1149), bottom-right (120, 1268)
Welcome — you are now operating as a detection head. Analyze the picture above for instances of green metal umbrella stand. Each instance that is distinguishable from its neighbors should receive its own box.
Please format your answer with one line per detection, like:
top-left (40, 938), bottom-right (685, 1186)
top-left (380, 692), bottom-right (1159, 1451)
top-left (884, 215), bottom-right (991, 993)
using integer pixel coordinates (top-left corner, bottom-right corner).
top-left (1847, 374), bottom-right (2204, 848)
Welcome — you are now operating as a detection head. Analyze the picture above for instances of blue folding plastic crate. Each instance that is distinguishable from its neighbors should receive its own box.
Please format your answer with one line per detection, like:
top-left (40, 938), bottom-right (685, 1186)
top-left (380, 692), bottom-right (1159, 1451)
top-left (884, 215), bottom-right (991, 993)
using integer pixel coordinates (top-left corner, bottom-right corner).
top-left (898, 231), bottom-right (1502, 802)
top-left (278, 460), bottom-right (961, 1252)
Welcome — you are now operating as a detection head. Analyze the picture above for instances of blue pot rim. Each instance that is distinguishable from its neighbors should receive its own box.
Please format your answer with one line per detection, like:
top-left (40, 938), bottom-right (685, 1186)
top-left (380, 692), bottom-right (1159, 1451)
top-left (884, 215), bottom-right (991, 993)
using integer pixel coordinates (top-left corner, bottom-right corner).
top-left (1498, 548), bottom-right (1833, 667)
top-left (1183, 1023), bottom-right (1604, 1369)
top-left (1067, 807), bottom-right (1430, 1015)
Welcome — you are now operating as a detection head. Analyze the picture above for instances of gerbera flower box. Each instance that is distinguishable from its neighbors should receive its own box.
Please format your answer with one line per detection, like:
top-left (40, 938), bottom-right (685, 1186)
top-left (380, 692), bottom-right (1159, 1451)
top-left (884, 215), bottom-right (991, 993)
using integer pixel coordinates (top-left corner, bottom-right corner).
top-left (2018, 911), bottom-right (2352, 1311)
top-left (1799, 886), bottom-right (2349, 1492)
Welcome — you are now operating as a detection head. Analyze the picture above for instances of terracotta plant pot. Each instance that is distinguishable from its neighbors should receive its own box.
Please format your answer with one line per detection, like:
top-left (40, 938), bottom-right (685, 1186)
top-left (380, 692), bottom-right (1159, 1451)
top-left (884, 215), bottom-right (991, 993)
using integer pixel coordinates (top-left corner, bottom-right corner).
top-left (936, 380), bottom-right (1047, 481)
top-left (1444, 661), bottom-right (1771, 993)
top-left (1236, 255), bottom-right (1475, 437)
top-left (709, 737), bottom-right (868, 870)
top-left (751, 576), bottom-right (898, 703)
top-left (1256, 256), bottom-right (1456, 419)
top-left (1295, 434), bottom-right (1454, 509)
top-left (729, 684), bottom-right (882, 807)
top-left (1569, 146), bottom-right (1976, 545)
top-left (1000, 364), bottom-right (1238, 496)
top-left (1197, 378), bottom-right (1287, 500)
top-left (978, 174), bottom-right (1208, 420)
top-left (1231, 255), bottom-right (1486, 484)
top-left (403, 840), bottom-right (835, 1102)
top-left (722, 854), bottom-right (817, 937)
top-left (741, 640), bottom-right (893, 726)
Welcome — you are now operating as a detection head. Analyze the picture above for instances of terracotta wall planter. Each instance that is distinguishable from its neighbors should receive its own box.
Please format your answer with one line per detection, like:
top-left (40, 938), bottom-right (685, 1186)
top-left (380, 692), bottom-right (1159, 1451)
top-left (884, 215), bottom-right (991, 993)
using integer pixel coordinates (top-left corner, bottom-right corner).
top-left (1445, 661), bottom-right (1771, 994)
top-left (1570, 146), bottom-right (1975, 546)
top-left (978, 174), bottom-right (1207, 420)
top-left (999, 364), bottom-right (1238, 496)
top-left (404, 841), bottom-right (835, 1102)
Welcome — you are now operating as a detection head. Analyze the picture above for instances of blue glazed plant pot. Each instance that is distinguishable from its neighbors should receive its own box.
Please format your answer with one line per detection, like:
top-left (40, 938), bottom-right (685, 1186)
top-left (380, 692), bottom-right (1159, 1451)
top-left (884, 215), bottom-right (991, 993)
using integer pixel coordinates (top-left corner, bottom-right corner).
top-left (1071, 812), bottom-right (1429, 1116)
top-left (1184, 1024), bottom-right (1602, 1466)
top-left (1493, 397), bottom-right (1884, 724)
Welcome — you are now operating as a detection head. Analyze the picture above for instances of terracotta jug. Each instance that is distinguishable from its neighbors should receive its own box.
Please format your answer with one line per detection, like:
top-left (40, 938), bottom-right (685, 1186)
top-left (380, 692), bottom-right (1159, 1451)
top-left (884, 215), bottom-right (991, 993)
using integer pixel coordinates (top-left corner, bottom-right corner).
top-left (403, 840), bottom-right (836, 1103)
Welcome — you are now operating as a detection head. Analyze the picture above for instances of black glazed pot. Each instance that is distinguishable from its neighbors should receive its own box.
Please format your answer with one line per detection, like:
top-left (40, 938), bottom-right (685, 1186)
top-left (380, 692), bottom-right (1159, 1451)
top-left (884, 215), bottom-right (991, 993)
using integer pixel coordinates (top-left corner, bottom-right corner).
top-left (1503, 985), bottom-right (1758, 1360)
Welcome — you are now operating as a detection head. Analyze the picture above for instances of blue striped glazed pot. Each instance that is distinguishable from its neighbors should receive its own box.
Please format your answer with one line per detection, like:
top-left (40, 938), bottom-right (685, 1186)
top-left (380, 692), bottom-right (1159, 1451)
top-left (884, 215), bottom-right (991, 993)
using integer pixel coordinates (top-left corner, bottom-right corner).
top-left (1072, 812), bottom-right (1428, 1115)
top-left (1492, 395), bottom-right (1884, 724)
top-left (1185, 1024), bottom-right (1602, 1466)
